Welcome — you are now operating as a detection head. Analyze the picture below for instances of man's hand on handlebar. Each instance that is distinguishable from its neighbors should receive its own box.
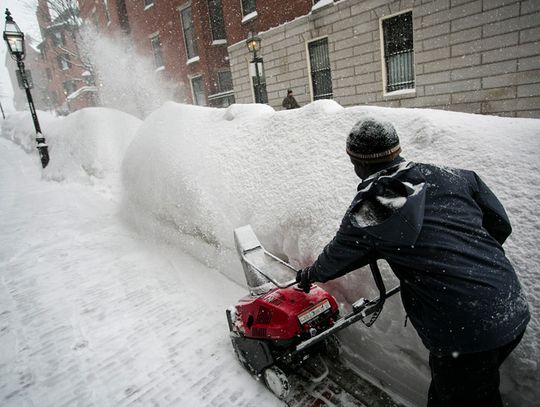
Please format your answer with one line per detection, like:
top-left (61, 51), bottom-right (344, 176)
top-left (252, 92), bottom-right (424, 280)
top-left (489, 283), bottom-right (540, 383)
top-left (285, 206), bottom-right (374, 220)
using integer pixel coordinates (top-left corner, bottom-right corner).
top-left (296, 267), bottom-right (313, 293)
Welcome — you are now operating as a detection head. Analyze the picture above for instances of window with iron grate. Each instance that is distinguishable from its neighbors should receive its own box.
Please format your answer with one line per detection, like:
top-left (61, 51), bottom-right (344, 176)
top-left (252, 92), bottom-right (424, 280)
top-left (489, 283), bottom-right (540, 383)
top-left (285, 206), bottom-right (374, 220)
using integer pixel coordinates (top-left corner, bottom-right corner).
top-left (382, 11), bottom-right (415, 93)
top-left (308, 37), bottom-right (333, 100)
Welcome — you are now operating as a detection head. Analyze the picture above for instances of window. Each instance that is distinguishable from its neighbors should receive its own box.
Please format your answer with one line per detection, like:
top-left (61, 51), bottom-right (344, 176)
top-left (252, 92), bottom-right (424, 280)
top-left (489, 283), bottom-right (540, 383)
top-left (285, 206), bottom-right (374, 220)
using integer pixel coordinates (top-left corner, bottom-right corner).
top-left (308, 38), bottom-right (332, 100)
top-left (49, 91), bottom-right (58, 106)
top-left (208, 0), bottom-right (226, 41)
top-left (83, 72), bottom-right (95, 86)
top-left (208, 70), bottom-right (234, 107)
top-left (46, 68), bottom-right (52, 81)
top-left (144, 0), bottom-right (154, 9)
top-left (382, 11), bottom-right (415, 93)
top-left (63, 80), bottom-right (78, 96)
top-left (180, 6), bottom-right (198, 60)
top-left (57, 54), bottom-right (71, 70)
top-left (52, 31), bottom-right (64, 47)
top-left (150, 34), bottom-right (164, 68)
top-left (191, 76), bottom-right (206, 106)
top-left (241, 0), bottom-right (256, 16)
top-left (250, 59), bottom-right (267, 103)
top-left (116, 0), bottom-right (130, 33)
top-left (217, 70), bottom-right (233, 93)
top-left (91, 11), bottom-right (99, 27)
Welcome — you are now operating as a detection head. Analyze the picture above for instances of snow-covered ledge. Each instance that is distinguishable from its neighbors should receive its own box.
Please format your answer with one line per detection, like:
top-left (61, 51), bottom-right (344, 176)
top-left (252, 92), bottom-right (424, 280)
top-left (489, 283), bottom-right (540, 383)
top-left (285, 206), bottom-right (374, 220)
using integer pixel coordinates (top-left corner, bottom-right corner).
top-left (383, 88), bottom-right (416, 98)
top-left (241, 11), bottom-right (258, 24)
top-left (212, 39), bottom-right (227, 46)
top-left (144, 3), bottom-right (154, 11)
top-left (312, 0), bottom-right (334, 12)
top-left (155, 66), bottom-right (165, 72)
top-left (66, 86), bottom-right (97, 100)
top-left (187, 56), bottom-right (200, 65)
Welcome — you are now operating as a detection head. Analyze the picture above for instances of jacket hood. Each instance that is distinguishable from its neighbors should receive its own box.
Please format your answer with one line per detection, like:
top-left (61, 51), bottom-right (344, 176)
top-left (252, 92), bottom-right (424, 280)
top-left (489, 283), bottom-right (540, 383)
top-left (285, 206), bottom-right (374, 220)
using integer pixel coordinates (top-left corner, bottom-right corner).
top-left (349, 162), bottom-right (426, 245)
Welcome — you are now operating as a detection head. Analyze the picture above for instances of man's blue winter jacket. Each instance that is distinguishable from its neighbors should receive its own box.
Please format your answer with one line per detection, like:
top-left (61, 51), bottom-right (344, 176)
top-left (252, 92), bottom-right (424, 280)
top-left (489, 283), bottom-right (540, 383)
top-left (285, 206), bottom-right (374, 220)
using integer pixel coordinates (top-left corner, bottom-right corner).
top-left (307, 159), bottom-right (530, 355)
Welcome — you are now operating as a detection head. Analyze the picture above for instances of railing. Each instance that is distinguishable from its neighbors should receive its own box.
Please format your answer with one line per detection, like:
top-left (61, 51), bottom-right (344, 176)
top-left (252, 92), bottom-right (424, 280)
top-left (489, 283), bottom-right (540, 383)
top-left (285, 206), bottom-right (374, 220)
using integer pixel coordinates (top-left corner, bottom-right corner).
top-left (386, 49), bottom-right (415, 92)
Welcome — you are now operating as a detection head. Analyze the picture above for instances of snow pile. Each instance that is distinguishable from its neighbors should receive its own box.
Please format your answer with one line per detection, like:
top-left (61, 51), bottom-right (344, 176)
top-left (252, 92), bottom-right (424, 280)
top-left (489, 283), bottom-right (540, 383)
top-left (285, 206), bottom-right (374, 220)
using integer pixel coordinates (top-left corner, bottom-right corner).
top-left (122, 101), bottom-right (540, 407)
top-left (0, 110), bottom-right (59, 152)
top-left (1, 108), bottom-right (141, 196)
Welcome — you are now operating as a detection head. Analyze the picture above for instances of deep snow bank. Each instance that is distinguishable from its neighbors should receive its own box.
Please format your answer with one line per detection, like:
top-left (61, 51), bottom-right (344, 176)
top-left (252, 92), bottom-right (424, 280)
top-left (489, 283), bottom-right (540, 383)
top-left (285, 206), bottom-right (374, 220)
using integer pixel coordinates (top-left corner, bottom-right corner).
top-left (122, 101), bottom-right (540, 406)
top-left (1, 108), bottom-right (141, 197)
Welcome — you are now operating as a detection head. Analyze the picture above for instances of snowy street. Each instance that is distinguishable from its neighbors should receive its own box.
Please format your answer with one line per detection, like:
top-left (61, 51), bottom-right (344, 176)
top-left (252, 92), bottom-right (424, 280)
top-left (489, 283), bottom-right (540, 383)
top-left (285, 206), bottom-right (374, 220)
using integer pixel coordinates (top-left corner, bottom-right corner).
top-left (0, 138), bottom-right (374, 406)
top-left (0, 137), bottom-right (264, 406)
top-left (1, 99), bottom-right (538, 407)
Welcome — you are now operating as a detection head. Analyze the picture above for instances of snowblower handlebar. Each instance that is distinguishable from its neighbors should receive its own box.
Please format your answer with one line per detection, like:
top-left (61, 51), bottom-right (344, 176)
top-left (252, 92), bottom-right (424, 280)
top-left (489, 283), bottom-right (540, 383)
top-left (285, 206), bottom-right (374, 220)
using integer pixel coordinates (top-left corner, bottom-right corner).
top-left (240, 249), bottom-right (298, 289)
top-left (292, 261), bottom-right (400, 355)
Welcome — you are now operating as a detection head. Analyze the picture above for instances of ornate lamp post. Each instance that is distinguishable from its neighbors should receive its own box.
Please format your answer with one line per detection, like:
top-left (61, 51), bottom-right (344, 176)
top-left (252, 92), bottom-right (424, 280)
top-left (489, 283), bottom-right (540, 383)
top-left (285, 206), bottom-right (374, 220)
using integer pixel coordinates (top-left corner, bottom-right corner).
top-left (246, 31), bottom-right (263, 103)
top-left (4, 9), bottom-right (49, 168)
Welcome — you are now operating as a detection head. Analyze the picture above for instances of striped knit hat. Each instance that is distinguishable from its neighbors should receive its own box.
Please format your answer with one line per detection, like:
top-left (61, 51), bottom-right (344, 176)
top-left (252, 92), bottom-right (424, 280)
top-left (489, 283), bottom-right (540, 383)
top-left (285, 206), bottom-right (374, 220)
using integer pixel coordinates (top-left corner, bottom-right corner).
top-left (346, 118), bottom-right (401, 163)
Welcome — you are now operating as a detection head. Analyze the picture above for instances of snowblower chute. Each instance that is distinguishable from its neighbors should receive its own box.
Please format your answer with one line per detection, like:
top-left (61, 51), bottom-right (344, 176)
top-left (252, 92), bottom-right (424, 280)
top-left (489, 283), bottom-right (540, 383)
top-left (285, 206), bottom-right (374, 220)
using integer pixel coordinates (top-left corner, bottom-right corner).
top-left (226, 225), bottom-right (400, 399)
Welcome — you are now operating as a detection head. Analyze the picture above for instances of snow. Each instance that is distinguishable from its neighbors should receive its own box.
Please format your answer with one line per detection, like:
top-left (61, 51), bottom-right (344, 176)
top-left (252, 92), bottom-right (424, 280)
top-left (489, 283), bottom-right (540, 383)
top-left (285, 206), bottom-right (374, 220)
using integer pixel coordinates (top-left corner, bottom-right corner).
top-left (1, 101), bottom-right (540, 407)
top-left (1, 108), bottom-right (141, 197)
top-left (312, 0), bottom-right (335, 12)
top-left (186, 56), bottom-right (200, 65)
top-left (241, 11), bottom-right (258, 24)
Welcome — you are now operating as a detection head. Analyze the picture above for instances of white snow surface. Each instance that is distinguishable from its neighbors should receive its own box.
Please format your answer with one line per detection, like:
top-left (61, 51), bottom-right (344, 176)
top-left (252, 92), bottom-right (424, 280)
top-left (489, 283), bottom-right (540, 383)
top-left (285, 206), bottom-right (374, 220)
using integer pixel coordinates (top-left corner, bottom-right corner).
top-left (1, 108), bottom-right (142, 197)
top-left (1, 101), bottom-right (539, 406)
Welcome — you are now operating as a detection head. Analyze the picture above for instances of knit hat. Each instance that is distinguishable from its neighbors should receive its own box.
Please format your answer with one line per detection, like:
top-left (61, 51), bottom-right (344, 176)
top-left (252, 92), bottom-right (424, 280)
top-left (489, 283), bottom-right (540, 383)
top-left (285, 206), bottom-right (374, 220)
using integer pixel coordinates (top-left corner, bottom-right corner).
top-left (346, 118), bottom-right (401, 163)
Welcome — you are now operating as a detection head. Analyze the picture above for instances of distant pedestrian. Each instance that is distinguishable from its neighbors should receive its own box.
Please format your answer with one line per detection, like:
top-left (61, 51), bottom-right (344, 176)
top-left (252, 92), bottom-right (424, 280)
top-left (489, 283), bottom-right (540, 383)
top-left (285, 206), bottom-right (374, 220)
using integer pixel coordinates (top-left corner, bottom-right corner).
top-left (282, 89), bottom-right (300, 110)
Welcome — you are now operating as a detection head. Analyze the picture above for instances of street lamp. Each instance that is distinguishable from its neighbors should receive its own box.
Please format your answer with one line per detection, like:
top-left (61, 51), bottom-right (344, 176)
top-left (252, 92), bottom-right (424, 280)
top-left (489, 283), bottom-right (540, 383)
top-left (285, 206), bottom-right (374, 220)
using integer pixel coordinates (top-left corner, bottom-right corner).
top-left (3, 9), bottom-right (49, 168)
top-left (246, 31), bottom-right (263, 103)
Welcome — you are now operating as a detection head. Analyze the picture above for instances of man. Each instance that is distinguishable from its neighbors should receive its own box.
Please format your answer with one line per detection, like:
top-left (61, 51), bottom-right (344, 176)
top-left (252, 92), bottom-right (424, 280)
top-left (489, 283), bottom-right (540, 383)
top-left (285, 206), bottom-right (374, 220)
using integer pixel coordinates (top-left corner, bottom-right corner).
top-left (282, 89), bottom-right (300, 110)
top-left (297, 118), bottom-right (530, 407)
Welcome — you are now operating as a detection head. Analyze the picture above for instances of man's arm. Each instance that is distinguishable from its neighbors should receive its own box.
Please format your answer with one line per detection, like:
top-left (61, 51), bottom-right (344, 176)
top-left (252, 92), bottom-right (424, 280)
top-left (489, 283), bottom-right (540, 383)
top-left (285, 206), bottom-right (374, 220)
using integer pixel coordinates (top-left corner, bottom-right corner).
top-left (472, 172), bottom-right (512, 245)
top-left (305, 230), bottom-right (375, 283)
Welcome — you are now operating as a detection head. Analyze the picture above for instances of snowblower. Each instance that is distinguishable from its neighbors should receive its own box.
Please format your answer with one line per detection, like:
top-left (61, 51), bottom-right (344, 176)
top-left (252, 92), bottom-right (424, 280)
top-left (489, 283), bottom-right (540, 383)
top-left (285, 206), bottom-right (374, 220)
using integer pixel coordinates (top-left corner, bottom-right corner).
top-left (226, 225), bottom-right (400, 399)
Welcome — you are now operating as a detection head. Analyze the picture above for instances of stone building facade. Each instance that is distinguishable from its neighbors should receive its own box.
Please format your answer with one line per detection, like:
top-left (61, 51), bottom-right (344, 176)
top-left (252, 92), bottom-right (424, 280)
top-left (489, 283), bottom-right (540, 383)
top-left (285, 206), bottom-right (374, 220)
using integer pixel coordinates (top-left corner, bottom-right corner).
top-left (229, 0), bottom-right (540, 117)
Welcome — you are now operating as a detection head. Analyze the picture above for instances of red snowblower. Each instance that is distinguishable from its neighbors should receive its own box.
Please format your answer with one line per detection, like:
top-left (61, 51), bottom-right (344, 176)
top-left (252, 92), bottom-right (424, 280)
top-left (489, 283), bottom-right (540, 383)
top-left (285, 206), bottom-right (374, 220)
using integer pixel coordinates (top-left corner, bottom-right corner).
top-left (226, 225), bottom-right (400, 399)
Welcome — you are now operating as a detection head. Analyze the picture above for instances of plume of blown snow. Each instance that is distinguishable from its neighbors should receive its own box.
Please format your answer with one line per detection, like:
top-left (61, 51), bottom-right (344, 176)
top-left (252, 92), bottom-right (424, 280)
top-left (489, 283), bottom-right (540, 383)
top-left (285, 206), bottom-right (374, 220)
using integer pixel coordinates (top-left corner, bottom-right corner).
top-left (78, 25), bottom-right (186, 119)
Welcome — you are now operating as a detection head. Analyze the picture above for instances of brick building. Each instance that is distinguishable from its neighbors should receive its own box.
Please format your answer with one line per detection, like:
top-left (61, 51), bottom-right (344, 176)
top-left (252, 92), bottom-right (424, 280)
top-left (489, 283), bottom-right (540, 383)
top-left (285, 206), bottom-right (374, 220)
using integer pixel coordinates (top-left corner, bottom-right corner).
top-left (79, 0), bottom-right (131, 36)
top-left (78, 0), bottom-right (236, 107)
top-left (36, 0), bottom-right (97, 114)
top-left (229, 0), bottom-right (540, 118)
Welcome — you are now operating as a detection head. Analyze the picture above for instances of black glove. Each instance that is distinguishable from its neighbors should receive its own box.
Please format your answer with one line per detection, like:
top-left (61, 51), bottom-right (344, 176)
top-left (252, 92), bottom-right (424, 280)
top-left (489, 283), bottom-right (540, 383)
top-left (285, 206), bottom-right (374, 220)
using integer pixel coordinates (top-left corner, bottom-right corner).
top-left (296, 267), bottom-right (312, 293)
